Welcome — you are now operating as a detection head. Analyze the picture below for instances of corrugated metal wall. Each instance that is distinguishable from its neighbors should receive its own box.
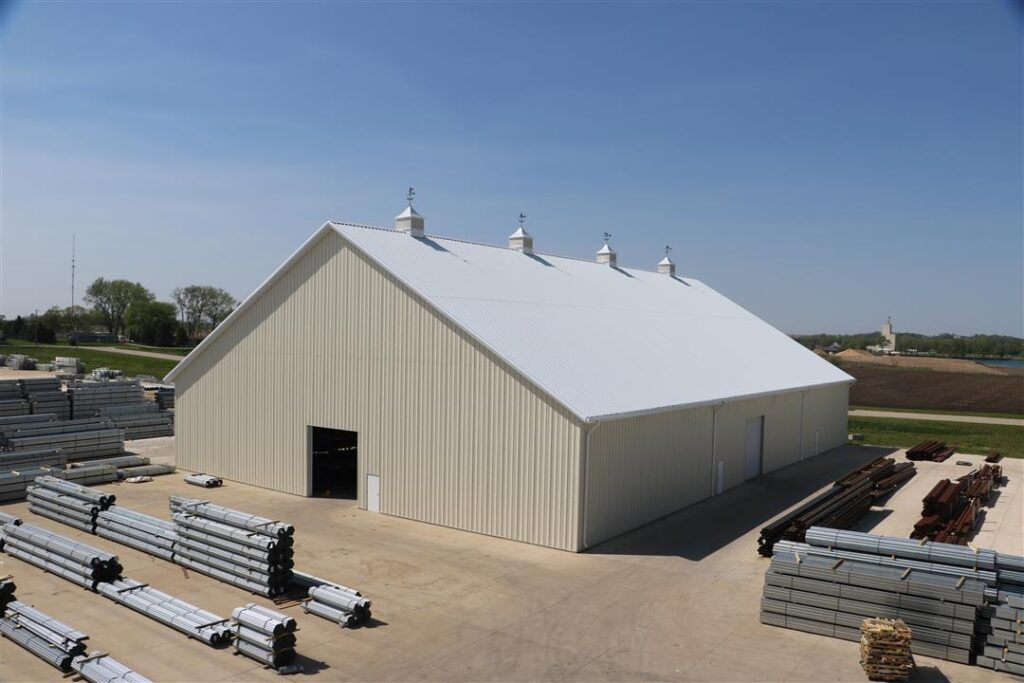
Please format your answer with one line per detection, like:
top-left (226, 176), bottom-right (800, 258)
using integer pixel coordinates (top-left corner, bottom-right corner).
top-left (175, 230), bottom-right (583, 551)
top-left (583, 383), bottom-right (849, 549)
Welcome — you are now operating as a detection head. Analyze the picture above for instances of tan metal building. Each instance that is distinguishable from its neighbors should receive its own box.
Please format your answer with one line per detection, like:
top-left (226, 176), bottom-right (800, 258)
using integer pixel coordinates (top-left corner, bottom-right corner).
top-left (166, 206), bottom-right (853, 551)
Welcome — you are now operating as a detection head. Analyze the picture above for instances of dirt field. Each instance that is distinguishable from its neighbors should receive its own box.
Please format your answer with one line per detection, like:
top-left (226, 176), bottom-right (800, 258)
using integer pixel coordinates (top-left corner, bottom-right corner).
top-left (843, 365), bottom-right (1024, 415)
top-left (835, 349), bottom-right (1014, 375)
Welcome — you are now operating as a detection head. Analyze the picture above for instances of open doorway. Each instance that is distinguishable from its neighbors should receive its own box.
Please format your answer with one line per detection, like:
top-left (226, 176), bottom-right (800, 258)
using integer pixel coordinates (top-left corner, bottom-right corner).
top-left (309, 426), bottom-right (357, 498)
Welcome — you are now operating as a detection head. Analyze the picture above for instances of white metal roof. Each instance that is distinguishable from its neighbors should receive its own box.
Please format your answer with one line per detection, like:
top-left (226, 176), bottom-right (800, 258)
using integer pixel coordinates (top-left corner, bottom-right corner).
top-left (167, 221), bottom-right (853, 422)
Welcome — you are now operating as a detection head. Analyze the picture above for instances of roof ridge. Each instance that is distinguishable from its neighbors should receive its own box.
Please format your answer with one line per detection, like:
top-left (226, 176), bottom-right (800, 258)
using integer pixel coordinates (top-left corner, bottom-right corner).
top-left (329, 221), bottom-right (655, 271)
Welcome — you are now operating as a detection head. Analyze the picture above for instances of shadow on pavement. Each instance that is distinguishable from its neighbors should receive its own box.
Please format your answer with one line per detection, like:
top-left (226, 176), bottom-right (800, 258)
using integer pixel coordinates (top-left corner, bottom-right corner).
top-left (587, 444), bottom-right (898, 560)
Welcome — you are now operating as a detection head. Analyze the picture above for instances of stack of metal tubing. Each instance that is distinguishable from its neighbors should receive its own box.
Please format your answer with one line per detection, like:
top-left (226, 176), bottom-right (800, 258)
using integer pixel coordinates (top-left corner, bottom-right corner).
top-left (757, 457), bottom-right (916, 557)
top-left (170, 496), bottom-right (294, 597)
top-left (0, 447), bottom-right (66, 503)
top-left (761, 526), bottom-right (1024, 674)
top-left (294, 571), bottom-right (372, 628)
top-left (97, 403), bottom-right (174, 440)
top-left (96, 506), bottom-right (178, 562)
top-left (2, 414), bottom-right (125, 461)
top-left (67, 380), bottom-right (146, 419)
top-left (97, 578), bottom-right (233, 646)
top-left (232, 603), bottom-right (298, 669)
top-left (71, 652), bottom-right (152, 683)
top-left (0, 520), bottom-right (122, 589)
top-left (0, 511), bottom-right (233, 649)
top-left (27, 475), bottom-right (116, 533)
top-left (20, 377), bottom-right (70, 419)
top-left (906, 441), bottom-right (957, 462)
top-left (0, 596), bottom-right (89, 672)
top-left (184, 473), bottom-right (222, 488)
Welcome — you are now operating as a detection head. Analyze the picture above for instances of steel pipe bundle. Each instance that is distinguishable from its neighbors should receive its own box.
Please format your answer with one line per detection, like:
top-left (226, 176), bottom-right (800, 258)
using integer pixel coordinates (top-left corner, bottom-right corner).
top-left (97, 403), bottom-right (174, 440)
top-left (0, 379), bottom-right (22, 400)
top-left (0, 521), bottom-right (122, 588)
top-left (5, 354), bottom-right (37, 370)
top-left (757, 457), bottom-right (916, 557)
top-left (183, 473), bottom-right (222, 488)
top-left (67, 381), bottom-right (146, 419)
top-left (71, 652), bottom-right (151, 683)
top-left (98, 579), bottom-right (233, 645)
top-left (301, 579), bottom-right (372, 628)
top-left (0, 467), bottom-right (52, 502)
top-left (155, 387), bottom-right (174, 410)
top-left (34, 474), bottom-right (116, 508)
top-left (27, 485), bottom-right (102, 533)
top-left (0, 447), bottom-right (66, 471)
top-left (95, 506), bottom-right (178, 561)
top-left (0, 599), bottom-right (88, 672)
top-left (117, 463), bottom-right (176, 479)
top-left (169, 498), bottom-right (293, 597)
top-left (53, 356), bottom-right (85, 375)
top-left (0, 399), bottom-right (30, 417)
top-left (232, 603), bottom-right (298, 669)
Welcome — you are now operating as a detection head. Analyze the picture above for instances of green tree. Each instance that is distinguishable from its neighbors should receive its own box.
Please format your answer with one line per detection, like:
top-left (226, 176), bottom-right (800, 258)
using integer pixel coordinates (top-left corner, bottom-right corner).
top-left (127, 301), bottom-right (178, 346)
top-left (84, 278), bottom-right (154, 337)
top-left (172, 285), bottom-right (237, 340)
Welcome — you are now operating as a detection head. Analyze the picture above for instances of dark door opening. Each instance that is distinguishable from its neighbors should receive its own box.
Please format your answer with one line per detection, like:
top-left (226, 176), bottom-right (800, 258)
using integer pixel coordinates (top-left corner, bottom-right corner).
top-left (310, 426), bottom-right (358, 499)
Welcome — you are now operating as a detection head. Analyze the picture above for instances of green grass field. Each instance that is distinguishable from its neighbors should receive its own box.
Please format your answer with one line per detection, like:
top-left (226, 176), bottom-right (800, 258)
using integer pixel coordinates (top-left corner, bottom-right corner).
top-left (848, 416), bottom-right (1024, 459)
top-left (0, 342), bottom-right (179, 378)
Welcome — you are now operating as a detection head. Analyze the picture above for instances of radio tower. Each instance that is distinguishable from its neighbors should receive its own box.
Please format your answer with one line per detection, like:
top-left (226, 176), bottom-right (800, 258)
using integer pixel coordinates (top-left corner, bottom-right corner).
top-left (70, 234), bottom-right (76, 343)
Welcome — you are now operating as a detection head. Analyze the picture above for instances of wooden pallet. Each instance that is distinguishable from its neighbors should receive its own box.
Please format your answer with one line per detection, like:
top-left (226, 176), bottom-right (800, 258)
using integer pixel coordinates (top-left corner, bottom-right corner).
top-left (860, 618), bottom-right (913, 682)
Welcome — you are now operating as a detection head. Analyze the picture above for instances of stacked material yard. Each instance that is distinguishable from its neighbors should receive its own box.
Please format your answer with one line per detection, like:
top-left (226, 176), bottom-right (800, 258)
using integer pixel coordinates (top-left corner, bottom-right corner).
top-left (98, 403), bottom-right (174, 440)
top-left (0, 512), bottom-right (234, 648)
top-left (859, 618), bottom-right (913, 681)
top-left (761, 526), bottom-right (1024, 673)
top-left (0, 439), bottom-right (67, 502)
top-left (757, 457), bottom-right (916, 557)
top-left (71, 652), bottom-right (151, 683)
top-left (26, 476), bottom-right (117, 533)
top-left (1, 414), bottom-right (125, 461)
top-left (299, 578), bottom-right (373, 628)
top-left (20, 377), bottom-right (70, 419)
top-left (67, 380), bottom-right (146, 419)
top-left (912, 464), bottom-right (1003, 545)
top-left (232, 603), bottom-right (298, 669)
top-left (170, 497), bottom-right (295, 597)
top-left (906, 441), bottom-right (957, 462)
top-left (91, 368), bottom-right (123, 380)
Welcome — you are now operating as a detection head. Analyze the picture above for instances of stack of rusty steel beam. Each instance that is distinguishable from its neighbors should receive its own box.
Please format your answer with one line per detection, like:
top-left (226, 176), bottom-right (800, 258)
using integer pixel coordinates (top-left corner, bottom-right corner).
top-left (906, 441), bottom-right (957, 462)
top-left (757, 457), bottom-right (916, 557)
top-left (912, 465), bottom-right (1003, 545)
top-left (984, 452), bottom-right (1003, 464)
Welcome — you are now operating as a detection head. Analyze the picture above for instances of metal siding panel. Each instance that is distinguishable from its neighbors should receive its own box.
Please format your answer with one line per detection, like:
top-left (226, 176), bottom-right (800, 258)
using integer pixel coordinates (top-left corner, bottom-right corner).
top-left (801, 383), bottom-right (850, 457)
top-left (584, 405), bottom-right (715, 548)
top-left (174, 231), bottom-right (582, 551)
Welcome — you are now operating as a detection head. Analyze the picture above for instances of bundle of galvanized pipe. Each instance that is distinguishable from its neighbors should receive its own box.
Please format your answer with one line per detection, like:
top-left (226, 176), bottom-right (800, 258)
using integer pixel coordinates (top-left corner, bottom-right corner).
top-left (5, 354), bottom-right (37, 370)
top-left (0, 597), bottom-right (89, 672)
top-left (0, 447), bottom-right (66, 471)
top-left (761, 526), bottom-right (1024, 674)
top-left (0, 520), bottom-right (122, 589)
top-left (96, 506), bottom-right (178, 562)
top-left (155, 387), bottom-right (174, 410)
top-left (71, 652), bottom-right (151, 683)
top-left (118, 463), bottom-right (176, 479)
top-left (2, 419), bottom-right (125, 461)
top-left (31, 474), bottom-right (115, 508)
top-left (98, 403), bottom-right (174, 440)
top-left (0, 467), bottom-right (54, 503)
top-left (294, 571), bottom-right (372, 628)
top-left (97, 578), bottom-right (234, 646)
top-left (19, 377), bottom-right (71, 419)
top-left (0, 379), bottom-right (22, 400)
top-left (184, 473), bottom-right (222, 488)
top-left (67, 380), bottom-right (146, 419)
top-left (0, 383), bottom-right (30, 417)
top-left (53, 356), bottom-right (85, 375)
top-left (232, 603), bottom-right (298, 669)
top-left (169, 497), bottom-right (294, 597)
top-left (757, 457), bottom-right (916, 557)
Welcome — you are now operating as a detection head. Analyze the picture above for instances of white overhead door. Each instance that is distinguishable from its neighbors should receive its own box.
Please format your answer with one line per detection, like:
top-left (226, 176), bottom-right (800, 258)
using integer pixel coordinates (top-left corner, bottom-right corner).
top-left (744, 416), bottom-right (764, 480)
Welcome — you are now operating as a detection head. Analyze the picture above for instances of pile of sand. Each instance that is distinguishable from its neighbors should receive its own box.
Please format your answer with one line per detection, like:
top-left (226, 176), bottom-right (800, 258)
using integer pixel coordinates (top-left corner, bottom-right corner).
top-left (834, 349), bottom-right (1010, 376)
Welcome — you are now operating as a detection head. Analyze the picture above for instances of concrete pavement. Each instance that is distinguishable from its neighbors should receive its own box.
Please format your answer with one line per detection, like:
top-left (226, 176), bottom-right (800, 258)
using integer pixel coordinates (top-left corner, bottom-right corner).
top-left (0, 441), bottom-right (1021, 682)
top-left (849, 409), bottom-right (1024, 426)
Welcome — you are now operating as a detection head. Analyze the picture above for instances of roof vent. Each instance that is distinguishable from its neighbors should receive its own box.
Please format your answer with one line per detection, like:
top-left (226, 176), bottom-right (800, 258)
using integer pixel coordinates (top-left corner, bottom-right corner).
top-left (596, 232), bottom-right (617, 267)
top-left (509, 213), bottom-right (533, 254)
top-left (394, 187), bottom-right (424, 237)
top-left (658, 246), bottom-right (676, 276)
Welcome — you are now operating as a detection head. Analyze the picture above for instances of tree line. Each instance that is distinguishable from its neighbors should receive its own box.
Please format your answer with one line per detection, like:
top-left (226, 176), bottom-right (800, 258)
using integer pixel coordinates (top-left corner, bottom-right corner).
top-left (793, 332), bottom-right (1023, 359)
top-left (0, 278), bottom-right (238, 347)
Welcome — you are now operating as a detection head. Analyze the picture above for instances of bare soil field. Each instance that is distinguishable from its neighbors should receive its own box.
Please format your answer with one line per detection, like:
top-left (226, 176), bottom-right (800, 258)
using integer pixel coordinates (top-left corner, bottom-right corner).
top-left (843, 364), bottom-right (1024, 415)
top-left (835, 349), bottom-right (1013, 375)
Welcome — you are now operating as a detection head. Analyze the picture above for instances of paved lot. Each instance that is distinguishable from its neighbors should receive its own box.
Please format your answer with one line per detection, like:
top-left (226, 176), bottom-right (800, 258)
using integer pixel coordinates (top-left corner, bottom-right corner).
top-left (849, 409), bottom-right (1024, 427)
top-left (0, 440), bottom-right (1021, 682)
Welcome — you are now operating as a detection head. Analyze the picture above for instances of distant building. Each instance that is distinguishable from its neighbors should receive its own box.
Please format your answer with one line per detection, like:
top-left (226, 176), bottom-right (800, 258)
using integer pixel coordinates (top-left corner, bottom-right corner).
top-left (67, 332), bottom-right (117, 344)
top-left (868, 317), bottom-right (897, 354)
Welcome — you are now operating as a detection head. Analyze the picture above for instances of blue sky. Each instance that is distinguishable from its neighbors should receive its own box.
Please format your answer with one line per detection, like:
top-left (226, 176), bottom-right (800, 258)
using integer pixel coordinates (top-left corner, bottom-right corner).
top-left (1, 1), bottom-right (1021, 336)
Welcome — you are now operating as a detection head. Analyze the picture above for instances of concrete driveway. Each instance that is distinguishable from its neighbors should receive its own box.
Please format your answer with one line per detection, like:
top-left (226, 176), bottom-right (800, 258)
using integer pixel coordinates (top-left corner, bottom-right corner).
top-left (0, 441), bottom-right (1020, 682)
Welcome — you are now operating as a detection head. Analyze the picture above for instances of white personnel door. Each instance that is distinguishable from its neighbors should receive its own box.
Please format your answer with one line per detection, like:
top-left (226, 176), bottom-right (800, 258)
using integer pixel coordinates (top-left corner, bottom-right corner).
top-left (366, 474), bottom-right (380, 513)
top-left (744, 416), bottom-right (764, 480)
